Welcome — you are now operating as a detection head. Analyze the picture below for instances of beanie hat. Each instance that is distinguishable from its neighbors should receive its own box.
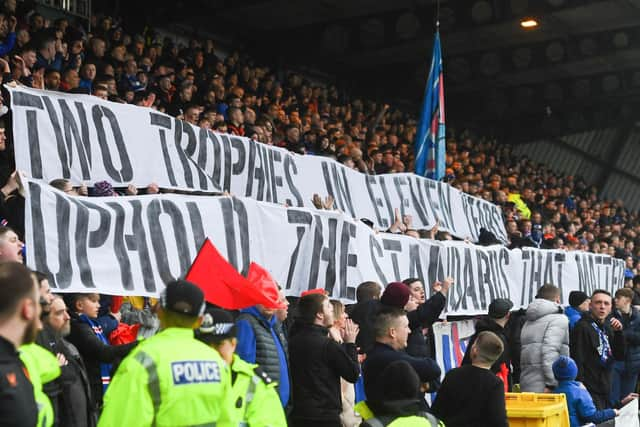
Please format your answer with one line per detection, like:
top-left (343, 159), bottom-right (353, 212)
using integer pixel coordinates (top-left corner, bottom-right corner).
top-left (379, 360), bottom-right (421, 400)
top-left (552, 356), bottom-right (578, 381)
top-left (380, 282), bottom-right (410, 309)
top-left (568, 291), bottom-right (589, 308)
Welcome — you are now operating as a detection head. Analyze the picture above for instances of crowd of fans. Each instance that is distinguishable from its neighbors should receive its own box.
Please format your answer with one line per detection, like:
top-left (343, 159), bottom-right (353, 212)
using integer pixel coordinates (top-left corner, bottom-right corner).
top-left (0, 2), bottom-right (639, 427)
top-left (0, 2), bottom-right (636, 273)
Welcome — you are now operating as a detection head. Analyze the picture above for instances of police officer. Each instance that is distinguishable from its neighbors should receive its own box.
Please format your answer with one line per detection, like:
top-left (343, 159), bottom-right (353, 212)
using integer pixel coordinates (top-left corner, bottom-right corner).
top-left (99, 280), bottom-right (233, 426)
top-left (0, 263), bottom-right (42, 427)
top-left (196, 307), bottom-right (287, 427)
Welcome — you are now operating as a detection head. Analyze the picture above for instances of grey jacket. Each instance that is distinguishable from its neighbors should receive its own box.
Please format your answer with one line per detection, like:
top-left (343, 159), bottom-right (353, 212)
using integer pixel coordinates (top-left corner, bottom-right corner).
top-left (520, 298), bottom-right (570, 392)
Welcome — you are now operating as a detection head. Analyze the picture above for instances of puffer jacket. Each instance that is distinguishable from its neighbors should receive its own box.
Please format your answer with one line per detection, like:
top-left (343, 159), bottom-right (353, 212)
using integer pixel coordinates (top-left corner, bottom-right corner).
top-left (519, 298), bottom-right (569, 391)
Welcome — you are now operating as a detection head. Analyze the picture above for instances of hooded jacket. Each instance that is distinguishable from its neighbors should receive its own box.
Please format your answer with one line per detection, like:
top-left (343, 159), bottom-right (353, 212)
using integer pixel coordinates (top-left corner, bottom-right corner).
top-left (519, 298), bottom-right (569, 391)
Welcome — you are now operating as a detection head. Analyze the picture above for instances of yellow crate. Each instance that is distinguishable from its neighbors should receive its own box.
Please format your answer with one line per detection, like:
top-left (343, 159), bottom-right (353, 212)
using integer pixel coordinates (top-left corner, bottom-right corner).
top-left (505, 392), bottom-right (570, 427)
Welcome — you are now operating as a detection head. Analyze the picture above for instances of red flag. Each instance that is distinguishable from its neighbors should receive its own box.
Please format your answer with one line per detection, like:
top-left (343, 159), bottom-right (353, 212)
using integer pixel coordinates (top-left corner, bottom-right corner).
top-left (246, 262), bottom-right (283, 309)
top-left (185, 238), bottom-right (283, 310)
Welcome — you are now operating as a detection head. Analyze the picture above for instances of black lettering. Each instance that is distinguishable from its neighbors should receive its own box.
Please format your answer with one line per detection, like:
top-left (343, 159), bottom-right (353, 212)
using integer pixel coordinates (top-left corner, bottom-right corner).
top-left (93, 105), bottom-right (133, 182)
top-left (283, 154), bottom-right (303, 207)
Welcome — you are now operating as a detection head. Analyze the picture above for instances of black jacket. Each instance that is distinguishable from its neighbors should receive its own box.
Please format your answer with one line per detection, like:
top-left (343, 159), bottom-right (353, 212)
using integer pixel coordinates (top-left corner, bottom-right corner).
top-left (432, 365), bottom-right (508, 427)
top-left (289, 323), bottom-right (359, 423)
top-left (570, 314), bottom-right (625, 397)
top-left (349, 299), bottom-right (379, 354)
top-left (612, 307), bottom-right (640, 370)
top-left (406, 293), bottom-right (446, 358)
top-left (0, 336), bottom-right (37, 427)
top-left (461, 317), bottom-right (512, 389)
top-left (363, 342), bottom-right (441, 405)
top-left (36, 325), bottom-right (95, 427)
top-left (67, 315), bottom-right (137, 409)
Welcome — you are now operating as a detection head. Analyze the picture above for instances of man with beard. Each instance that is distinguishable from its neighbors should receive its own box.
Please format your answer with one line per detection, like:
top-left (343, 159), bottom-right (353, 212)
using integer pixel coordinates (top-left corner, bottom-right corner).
top-left (0, 262), bottom-right (41, 426)
top-left (37, 296), bottom-right (94, 426)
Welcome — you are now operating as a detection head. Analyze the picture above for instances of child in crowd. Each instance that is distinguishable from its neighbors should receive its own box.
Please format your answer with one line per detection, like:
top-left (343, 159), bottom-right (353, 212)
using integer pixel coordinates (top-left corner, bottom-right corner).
top-left (553, 356), bottom-right (617, 427)
top-left (65, 293), bottom-right (138, 411)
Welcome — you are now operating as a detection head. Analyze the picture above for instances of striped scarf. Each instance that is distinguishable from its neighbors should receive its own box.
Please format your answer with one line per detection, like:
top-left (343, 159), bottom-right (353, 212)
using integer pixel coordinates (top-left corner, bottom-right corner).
top-left (78, 314), bottom-right (112, 392)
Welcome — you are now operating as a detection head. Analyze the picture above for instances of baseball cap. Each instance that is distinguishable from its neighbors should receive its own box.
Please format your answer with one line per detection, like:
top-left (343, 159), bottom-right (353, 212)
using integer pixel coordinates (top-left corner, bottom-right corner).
top-left (160, 279), bottom-right (205, 317)
top-left (488, 298), bottom-right (513, 319)
top-left (196, 307), bottom-right (236, 344)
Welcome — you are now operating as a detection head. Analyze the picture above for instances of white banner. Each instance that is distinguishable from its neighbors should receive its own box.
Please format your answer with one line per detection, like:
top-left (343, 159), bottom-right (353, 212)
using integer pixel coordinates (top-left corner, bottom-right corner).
top-left (8, 85), bottom-right (507, 243)
top-left (24, 179), bottom-right (624, 316)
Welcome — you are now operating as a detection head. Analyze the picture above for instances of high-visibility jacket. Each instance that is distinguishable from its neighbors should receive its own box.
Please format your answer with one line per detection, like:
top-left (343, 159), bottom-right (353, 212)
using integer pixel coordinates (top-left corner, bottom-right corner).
top-left (20, 343), bottom-right (61, 427)
top-left (228, 354), bottom-right (287, 427)
top-left (98, 327), bottom-right (233, 427)
top-left (508, 193), bottom-right (531, 220)
top-left (355, 401), bottom-right (444, 427)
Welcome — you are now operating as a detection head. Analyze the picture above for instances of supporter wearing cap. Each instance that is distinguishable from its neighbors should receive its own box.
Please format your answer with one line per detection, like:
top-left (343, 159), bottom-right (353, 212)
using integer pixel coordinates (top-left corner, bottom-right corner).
top-left (565, 291), bottom-right (590, 330)
top-left (288, 292), bottom-right (360, 426)
top-left (462, 298), bottom-right (514, 392)
top-left (196, 307), bottom-right (286, 427)
top-left (99, 280), bottom-right (233, 426)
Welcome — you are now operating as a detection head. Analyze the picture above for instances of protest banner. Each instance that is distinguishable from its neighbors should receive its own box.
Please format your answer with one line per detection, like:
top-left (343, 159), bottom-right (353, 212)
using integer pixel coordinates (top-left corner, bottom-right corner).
top-left (24, 179), bottom-right (624, 315)
top-left (8, 85), bottom-right (507, 243)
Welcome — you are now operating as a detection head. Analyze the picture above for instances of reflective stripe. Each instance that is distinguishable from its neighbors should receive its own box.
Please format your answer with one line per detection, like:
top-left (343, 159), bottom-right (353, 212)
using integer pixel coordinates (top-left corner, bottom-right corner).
top-left (189, 423), bottom-right (216, 427)
top-left (242, 375), bottom-right (260, 422)
top-left (365, 418), bottom-right (385, 427)
top-left (134, 351), bottom-right (161, 425)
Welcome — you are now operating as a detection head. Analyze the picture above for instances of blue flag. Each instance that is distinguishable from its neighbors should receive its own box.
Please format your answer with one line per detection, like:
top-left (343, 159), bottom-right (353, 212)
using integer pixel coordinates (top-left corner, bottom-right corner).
top-left (414, 31), bottom-right (445, 179)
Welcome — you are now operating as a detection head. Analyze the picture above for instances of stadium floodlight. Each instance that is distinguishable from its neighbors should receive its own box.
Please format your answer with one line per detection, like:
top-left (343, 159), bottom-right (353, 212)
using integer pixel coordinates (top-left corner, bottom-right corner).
top-left (520, 18), bottom-right (539, 28)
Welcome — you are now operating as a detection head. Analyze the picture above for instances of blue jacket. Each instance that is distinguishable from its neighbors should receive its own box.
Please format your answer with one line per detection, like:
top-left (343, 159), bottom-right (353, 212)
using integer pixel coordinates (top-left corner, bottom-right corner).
top-left (236, 306), bottom-right (290, 407)
top-left (554, 380), bottom-right (615, 427)
top-left (0, 32), bottom-right (15, 57)
top-left (565, 306), bottom-right (583, 330)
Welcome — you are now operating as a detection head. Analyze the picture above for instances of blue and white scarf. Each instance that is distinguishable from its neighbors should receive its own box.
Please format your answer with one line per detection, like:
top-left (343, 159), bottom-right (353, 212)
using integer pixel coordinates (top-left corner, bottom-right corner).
top-left (590, 320), bottom-right (611, 366)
